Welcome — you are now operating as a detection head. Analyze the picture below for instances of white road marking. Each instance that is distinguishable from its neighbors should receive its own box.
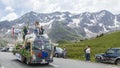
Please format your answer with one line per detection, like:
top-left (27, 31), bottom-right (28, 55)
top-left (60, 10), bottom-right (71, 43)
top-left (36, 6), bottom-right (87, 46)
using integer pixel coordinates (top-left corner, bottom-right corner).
top-left (50, 63), bottom-right (59, 67)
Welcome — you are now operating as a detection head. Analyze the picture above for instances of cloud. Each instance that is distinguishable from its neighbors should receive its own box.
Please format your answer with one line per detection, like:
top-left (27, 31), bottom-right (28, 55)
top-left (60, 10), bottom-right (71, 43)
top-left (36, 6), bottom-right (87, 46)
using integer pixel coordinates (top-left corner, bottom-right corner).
top-left (0, 12), bottom-right (18, 21)
top-left (0, 0), bottom-right (120, 21)
top-left (5, 6), bottom-right (14, 12)
top-left (24, 0), bottom-right (120, 14)
top-left (1, 0), bottom-right (120, 14)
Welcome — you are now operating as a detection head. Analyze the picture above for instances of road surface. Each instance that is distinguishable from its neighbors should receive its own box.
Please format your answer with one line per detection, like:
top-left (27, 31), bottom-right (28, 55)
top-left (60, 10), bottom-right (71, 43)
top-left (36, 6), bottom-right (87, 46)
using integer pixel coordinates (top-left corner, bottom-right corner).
top-left (0, 52), bottom-right (119, 68)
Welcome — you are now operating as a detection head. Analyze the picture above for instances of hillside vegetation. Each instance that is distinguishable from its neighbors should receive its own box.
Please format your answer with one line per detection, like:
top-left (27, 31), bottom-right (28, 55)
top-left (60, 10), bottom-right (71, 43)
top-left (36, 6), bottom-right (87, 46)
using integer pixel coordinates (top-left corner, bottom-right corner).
top-left (59, 31), bottom-right (120, 61)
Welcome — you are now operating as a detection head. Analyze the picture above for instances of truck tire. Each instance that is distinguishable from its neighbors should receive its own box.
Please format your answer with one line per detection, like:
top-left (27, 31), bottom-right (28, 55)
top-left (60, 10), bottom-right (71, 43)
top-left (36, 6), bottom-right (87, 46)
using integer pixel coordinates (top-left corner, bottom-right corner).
top-left (116, 59), bottom-right (120, 65)
top-left (44, 62), bottom-right (49, 65)
top-left (21, 56), bottom-right (26, 63)
top-left (26, 59), bottom-right (31, 65)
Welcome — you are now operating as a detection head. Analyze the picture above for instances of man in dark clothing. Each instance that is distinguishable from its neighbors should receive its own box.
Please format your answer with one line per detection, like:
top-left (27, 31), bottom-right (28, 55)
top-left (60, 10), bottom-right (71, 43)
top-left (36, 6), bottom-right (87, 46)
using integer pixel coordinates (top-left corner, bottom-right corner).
top-left (23, 26), bottom-right (28, 41)
top-left (39, 26), bottom-right (44, 35)
top-left (34, 22), bottom-right (44, 35)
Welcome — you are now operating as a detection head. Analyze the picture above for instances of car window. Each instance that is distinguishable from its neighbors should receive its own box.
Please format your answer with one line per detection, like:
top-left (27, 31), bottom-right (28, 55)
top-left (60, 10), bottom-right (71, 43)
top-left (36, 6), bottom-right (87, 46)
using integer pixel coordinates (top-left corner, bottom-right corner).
top-left (106, 49), bottom-right (115, 54)
top-left (56, 47), bottom-right (63, 52)
top-left (116, 49), bottom-right (120, 54)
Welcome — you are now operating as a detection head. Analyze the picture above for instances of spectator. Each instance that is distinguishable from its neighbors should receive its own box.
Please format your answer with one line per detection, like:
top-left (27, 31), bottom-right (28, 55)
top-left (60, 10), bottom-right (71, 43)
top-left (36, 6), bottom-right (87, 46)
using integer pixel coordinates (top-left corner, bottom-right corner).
top-left (63, 47), bottom-right (67, 58)
top-left (84, 46), bottom-right (91, 61)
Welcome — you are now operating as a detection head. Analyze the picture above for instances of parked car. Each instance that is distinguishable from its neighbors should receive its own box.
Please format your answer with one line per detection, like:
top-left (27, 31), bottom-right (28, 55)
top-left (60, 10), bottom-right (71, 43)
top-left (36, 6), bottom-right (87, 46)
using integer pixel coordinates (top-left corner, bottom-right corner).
top-left (95, 48), bottom-right (120, 65)
top-left (1, 47), bottom-right (9, 52)
top-left (54, 47), bottom-right (63, 57)
top-left (0, 47), bottom-right (3, 51)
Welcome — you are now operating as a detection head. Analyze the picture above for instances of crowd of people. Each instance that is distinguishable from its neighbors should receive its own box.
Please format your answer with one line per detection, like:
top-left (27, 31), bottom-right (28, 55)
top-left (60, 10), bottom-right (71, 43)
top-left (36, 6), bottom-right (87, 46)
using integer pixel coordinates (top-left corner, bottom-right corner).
top-left (22, 21), bottom-right (44, 41)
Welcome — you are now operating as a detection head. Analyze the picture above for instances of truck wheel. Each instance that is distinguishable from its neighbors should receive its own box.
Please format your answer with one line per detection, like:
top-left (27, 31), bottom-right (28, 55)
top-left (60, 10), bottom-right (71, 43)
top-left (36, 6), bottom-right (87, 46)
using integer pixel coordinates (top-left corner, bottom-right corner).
top-left (21, 57), bottom-right (25, 63)
top-left (26, 59), bottom-right (31, 65)
top-left (116, 59), bottom-right (120, 65)
top-left (45, 63), bottom-right (49, 65)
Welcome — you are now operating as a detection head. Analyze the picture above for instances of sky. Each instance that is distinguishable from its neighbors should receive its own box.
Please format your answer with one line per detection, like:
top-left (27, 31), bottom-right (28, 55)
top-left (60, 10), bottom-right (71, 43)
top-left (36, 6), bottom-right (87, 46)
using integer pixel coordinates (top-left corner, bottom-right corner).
top-left (0, 0), bottom-right (120, 21)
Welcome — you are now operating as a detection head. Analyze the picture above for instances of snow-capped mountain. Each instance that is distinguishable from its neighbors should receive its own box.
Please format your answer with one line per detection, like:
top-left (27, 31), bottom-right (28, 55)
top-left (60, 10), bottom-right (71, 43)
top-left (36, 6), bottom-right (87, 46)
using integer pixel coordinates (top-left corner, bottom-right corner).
top-left (1, 10), bottom-right (120, 42)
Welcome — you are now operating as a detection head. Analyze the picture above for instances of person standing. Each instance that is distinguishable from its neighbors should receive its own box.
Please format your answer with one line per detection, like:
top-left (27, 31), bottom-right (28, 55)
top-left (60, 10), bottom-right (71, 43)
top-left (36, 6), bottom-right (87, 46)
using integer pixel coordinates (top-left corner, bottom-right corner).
top-left (63, 47), bottom-right (67, 58)
top-left (34, 21), bottom-right (40, 35)
top-left (34, 21), bottom-right (44, 35)
top-left (84, 46), bottom-right (91, 61)
top-left (40, 26), bottom-right (44, 35)
top-left (22, 26), bottom-right (28, 41)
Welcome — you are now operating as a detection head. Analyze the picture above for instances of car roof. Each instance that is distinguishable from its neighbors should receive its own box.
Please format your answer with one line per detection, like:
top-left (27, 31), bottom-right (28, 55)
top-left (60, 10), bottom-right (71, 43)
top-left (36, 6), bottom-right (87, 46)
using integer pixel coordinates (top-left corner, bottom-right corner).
top-left (56, 47), bottom-right (63, 50)
top-left (110, 48), bottom-right (120, 49)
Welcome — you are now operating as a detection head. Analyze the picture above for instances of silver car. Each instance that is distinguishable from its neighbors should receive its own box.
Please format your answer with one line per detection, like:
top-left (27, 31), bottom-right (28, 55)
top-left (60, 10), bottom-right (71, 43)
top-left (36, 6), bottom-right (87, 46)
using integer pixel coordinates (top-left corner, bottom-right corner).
top-left (54, 47), bottom-right (63, 57)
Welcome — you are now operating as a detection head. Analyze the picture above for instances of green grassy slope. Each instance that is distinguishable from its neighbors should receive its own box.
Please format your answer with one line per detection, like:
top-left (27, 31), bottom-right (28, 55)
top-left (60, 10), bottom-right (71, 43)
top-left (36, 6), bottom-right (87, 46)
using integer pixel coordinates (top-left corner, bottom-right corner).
top-left (59, 31), bottom-right (120, 61)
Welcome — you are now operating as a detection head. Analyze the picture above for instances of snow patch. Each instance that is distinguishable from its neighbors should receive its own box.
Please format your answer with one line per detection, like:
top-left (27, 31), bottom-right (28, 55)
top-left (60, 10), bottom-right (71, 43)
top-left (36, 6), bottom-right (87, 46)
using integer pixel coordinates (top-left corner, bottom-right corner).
top-left (99, 23), bottom-right (103, 27)
top-left (86, 13), bottom-right (91, 17)
top-left (114, 16), bottom-right (120, 28)
top-left (96, 12), bottom-right (105, 20)
top-left (84, 20), bottom-right (95, 26)
top-left (84, 28), bottom-right (97, 38)
top-left (40, 20), bottom-right (54, 29)
top-left (5, 29), bottom-right (11, 34)
top-left (18, 23), bottom-right (24, 27)
top-left (32, 13), bottom-right (38, 17)
top-left (67, 19), bottom-right (80, 28)
top-left (90, 20), bottom-right (96, 24)
top-left (58, 14), bottom-right (65, 21)
top-left (69, 14), bottom-right (72, 17)
top-left (84, 23), bottom-right (93, 26)
top-left (103, 25), bottom-right (109, 32)
top-left (108, 26), bottom-right (115, 29)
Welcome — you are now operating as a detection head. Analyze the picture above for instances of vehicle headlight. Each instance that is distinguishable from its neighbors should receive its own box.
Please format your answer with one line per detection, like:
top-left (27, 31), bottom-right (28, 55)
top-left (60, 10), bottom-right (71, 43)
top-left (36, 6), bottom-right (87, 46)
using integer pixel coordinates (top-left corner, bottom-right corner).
top-left (32, 54), bottom-right (36, 60)
top-left (32, 51), bottom-right (36, 60)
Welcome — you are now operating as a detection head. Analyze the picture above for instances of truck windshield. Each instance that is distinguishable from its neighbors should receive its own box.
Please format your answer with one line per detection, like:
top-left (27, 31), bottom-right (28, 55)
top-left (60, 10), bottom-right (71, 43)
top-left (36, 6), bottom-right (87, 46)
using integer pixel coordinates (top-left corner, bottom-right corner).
top-left (32, 40), bottom-right (52, 50)
top-left (33, 41), bottom-right (43, 50)
top-left (44, 43), bottom-right (52, 51)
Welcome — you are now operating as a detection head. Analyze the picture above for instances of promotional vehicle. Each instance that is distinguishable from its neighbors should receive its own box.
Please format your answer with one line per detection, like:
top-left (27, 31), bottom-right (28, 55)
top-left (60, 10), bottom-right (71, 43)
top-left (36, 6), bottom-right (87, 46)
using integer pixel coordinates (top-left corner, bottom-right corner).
top-left (95, 48), bottom-right (120, 65)
top-left (13, 34), bottom-right (54, 65)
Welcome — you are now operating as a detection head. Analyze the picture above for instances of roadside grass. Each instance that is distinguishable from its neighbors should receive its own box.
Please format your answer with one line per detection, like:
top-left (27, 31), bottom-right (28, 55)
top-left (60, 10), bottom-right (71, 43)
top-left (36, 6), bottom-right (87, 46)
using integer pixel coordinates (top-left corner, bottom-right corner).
top-left (59, 31), bottom-right (120, 62)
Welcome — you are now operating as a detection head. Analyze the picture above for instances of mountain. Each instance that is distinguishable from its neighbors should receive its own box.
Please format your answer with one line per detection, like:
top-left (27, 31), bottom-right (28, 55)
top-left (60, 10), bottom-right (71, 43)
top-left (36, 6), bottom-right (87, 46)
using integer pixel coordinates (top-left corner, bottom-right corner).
top-left (48, 21), bottom-right (84, 42)
top-left (0, 10), bottom-right (120, 42)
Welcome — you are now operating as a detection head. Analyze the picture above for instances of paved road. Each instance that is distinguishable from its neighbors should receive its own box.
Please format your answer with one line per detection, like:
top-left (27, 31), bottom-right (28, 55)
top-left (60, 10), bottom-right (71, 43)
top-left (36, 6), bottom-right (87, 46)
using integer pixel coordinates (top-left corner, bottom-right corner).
top-left (0, 52), bottom-right (119, 68)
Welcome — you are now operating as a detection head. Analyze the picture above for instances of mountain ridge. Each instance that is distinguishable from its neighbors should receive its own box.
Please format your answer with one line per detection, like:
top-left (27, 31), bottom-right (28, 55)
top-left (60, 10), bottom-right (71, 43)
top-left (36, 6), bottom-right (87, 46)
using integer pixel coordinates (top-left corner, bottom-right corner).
top-left (0, 10), bottom-right (120, 42)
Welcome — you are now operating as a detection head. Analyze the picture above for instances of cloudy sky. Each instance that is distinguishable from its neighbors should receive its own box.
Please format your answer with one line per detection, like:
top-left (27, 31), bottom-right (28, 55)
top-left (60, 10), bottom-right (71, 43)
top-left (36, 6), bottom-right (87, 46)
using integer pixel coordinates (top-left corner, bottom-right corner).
top-left (0, 0), bottom-right (120, 21)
